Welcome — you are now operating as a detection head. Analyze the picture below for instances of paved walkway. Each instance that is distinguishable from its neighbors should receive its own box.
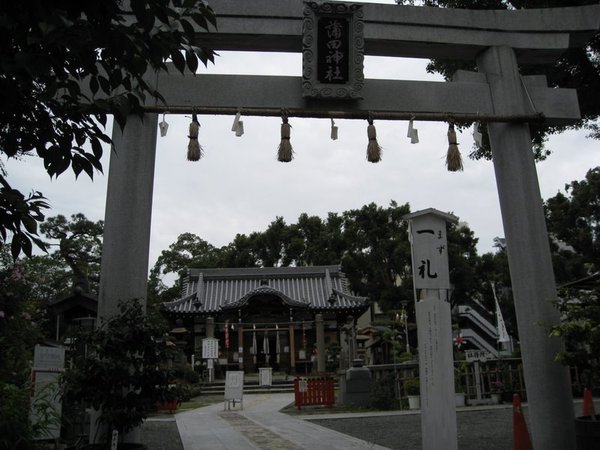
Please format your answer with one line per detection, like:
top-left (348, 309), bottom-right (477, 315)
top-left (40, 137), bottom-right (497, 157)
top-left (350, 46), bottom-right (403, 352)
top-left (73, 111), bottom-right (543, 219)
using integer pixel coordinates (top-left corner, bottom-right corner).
top-left (142, 393), bottom-right (589, 449)
top-left (174, 393), bottom-right (389, 450)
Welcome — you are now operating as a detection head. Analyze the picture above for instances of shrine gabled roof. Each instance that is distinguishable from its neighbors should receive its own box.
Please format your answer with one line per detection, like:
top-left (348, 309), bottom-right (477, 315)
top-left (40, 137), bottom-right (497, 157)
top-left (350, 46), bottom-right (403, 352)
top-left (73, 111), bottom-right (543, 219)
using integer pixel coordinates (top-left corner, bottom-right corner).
top-left (161, 265), bottom-right (368, 317)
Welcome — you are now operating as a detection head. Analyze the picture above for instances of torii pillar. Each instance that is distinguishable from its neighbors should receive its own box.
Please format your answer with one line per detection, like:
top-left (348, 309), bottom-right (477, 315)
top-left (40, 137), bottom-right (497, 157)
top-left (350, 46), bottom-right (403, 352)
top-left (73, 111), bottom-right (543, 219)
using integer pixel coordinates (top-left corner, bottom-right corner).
top-left (97, 113), bottom-right (158, 320)
top-left (478, 46), bottom-right (575, 448)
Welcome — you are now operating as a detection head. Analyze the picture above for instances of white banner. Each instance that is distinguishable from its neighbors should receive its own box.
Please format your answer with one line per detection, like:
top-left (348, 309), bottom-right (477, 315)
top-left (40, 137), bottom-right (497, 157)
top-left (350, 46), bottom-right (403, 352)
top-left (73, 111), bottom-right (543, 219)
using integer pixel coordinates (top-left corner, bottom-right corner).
top-left (491, 283), bottom-right (511, 343)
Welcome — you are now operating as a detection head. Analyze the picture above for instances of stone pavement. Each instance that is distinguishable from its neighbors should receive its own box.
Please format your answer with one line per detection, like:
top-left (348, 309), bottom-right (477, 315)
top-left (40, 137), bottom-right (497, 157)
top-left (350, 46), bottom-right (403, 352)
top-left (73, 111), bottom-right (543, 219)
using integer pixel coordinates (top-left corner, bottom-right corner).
top-left (173, 392), bottom-right (389, 449)
top-left (142, 393), bottom-right (588, 450)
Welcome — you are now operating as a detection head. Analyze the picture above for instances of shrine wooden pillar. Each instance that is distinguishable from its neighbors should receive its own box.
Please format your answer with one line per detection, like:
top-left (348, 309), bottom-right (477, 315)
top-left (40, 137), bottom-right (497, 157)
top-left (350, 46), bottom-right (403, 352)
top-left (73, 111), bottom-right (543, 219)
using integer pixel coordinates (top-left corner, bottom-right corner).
top-left (238, 325), bottom-right (244, 370)
top-left (289, 324), bottom-right (296, 373)
top-left (315, 313), bottom-right (326, 373)
top-left (206, 316), bottom-right (215, 338)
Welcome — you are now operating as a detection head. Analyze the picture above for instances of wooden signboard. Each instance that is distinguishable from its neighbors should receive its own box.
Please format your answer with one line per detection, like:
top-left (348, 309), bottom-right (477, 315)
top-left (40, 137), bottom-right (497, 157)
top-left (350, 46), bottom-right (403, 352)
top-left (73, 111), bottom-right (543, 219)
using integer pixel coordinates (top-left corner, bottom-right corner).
top-left (302, 2), bottom-right (364, 99)
top-left (31, 345), bottom-right (65, 440)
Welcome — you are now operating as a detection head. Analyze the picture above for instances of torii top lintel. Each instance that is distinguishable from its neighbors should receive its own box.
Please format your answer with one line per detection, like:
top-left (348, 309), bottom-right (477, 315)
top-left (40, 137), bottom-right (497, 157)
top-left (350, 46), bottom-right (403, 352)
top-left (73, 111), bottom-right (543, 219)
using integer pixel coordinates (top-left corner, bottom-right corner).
top-left (136, 1), bottom-right (600, 124)
top-left (200, 1), bottom-right (599, 63)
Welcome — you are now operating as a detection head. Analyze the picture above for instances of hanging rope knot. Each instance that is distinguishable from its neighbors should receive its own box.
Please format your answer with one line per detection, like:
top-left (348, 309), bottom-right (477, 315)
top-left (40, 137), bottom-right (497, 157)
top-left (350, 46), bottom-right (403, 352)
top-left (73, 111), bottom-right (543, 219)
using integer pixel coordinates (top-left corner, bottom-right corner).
top-left (366, 113), bottom-right (381, 163)
top-left (187, 113), bottom-right (203, 161)
top-left (446, 121), bottom-right (463, 172)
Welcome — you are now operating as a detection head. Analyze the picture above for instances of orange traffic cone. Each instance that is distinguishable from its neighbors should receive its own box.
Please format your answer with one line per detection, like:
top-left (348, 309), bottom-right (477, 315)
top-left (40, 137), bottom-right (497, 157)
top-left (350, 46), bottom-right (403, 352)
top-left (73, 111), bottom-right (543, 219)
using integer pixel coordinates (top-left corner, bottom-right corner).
top-left (583, 388), bottom-right (597, 417)
top-left (513, 393), bottom-right (534, 450)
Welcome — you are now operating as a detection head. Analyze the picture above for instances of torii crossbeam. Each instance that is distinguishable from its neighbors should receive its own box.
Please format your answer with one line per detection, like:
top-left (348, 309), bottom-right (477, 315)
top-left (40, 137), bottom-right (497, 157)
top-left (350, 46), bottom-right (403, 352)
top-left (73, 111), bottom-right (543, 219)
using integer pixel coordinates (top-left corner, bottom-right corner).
top-left (97, 2), bottom-right (600, 449)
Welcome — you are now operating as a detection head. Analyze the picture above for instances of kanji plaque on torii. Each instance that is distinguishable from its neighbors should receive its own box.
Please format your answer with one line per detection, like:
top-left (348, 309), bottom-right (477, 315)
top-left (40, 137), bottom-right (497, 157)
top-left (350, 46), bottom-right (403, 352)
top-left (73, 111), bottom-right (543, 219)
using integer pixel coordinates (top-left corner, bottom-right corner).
top-left (405, 208), bottom-right (457, 291)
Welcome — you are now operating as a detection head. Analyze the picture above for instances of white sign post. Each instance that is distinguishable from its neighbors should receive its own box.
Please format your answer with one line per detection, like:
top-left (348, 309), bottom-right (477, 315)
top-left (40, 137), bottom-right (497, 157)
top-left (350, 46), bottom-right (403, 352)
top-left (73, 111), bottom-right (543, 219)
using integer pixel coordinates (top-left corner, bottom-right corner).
top-left (202, 337), bottom-right (219, 383)
top-left (405, 208), bottom-right (458, 450)
top-left (31, 345), bottom-right (65, 440)
top-left (224, 371), bottom-right (244, 410)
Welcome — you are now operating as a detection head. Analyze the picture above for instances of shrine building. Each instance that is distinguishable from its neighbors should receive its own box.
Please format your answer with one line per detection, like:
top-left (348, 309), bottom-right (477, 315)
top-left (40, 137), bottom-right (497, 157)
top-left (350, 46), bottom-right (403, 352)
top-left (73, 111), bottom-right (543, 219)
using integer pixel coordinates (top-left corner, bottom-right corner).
top-left (160, 265), bottom-right (368, 374)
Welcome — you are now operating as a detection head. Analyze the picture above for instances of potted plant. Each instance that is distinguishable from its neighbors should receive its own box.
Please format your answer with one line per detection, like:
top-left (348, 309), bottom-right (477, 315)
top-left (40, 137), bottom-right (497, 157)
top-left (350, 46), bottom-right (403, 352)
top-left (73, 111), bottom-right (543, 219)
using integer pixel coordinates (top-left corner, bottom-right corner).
top-left (550, 290), bottom-right (600, 448)
top-left (490, 379), bottom-right (504, 404)
top-left (404, 377), bottom-right (420, 410)
top-left (61, 299), bottom-right (176, 449)
top-left (454, 362), bottom-right (468, 407)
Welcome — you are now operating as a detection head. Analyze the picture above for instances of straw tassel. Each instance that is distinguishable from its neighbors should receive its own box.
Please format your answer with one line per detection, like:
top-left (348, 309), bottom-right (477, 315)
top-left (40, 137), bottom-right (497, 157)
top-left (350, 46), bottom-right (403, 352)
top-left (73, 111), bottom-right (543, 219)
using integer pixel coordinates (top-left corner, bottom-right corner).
top-left (366, 116), bottom-right (381, 163)
top-left (277, 113), bottom-right (294, 162)
top-left (187, 113), bottom-right (203, 161)
top-left (446, 122), bottom-right (463, 171)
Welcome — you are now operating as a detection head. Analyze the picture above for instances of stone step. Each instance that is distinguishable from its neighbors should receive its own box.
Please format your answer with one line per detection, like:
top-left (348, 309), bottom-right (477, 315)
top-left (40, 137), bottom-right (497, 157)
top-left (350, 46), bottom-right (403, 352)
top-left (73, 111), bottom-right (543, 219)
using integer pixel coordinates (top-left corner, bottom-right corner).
top-left (200, 384), bottom-right (296, 396)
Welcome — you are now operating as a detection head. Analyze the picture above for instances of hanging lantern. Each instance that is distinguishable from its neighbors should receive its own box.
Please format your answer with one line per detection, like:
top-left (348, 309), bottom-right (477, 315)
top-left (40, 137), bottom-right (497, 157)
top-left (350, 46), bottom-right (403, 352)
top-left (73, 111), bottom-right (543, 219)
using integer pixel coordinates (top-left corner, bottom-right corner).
top-left (446, 122), bottom-right (463, 172)
top-left (366, 114), bottom-right (381, 163)
top-left (187, 113), bottom-right (203, 161)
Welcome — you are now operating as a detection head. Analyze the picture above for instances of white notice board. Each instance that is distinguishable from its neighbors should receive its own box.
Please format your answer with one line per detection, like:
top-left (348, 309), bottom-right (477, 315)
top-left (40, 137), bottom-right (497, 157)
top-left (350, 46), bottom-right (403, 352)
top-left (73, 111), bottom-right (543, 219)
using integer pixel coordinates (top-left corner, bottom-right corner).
top-left (202, 337), bottom-right (219, 359)
top-left (224, 371), bottom-right (244, 401)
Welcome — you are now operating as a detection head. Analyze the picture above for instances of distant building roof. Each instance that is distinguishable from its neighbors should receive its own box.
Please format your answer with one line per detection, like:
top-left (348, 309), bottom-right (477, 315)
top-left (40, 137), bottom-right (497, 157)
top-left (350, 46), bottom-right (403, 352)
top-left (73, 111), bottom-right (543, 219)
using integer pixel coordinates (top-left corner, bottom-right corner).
top-left (161, 265), bottom-right (368, 317)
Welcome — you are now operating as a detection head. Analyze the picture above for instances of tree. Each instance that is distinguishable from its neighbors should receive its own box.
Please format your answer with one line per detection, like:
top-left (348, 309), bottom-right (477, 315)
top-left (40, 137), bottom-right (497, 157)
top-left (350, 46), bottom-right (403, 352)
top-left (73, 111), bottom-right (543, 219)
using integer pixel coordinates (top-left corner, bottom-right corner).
top-left (151, 201), bottom-right (486, 315)
top-left (40, 213), bottom-right (104, 294)
top-left (396, 0), bottom-right (600, 160)
top-left (447, 221), bottom-right (481, 308)
top-left (149, 232), bottom-right (224, 306)
top-left (341, 201), bottom-right (413, 312)
top-left (545, 167), bottom-right (600, 275)
top-left (0, 1), bottom-right (216, 258)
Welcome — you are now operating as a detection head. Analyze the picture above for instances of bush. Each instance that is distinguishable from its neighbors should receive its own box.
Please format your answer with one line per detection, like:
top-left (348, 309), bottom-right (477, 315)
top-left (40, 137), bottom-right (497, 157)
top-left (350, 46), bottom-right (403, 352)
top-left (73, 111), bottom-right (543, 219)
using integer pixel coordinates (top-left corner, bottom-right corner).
top-left (182, 367), bottom-right (200, 384)
top-left (404, 377), bottom-right (420, 395)
top-left (0, 380), bottom-right (61, 449)
top-left (370, 372), bottom-right (398, 410)
top-left (61, 299), bottom-right (177, 445)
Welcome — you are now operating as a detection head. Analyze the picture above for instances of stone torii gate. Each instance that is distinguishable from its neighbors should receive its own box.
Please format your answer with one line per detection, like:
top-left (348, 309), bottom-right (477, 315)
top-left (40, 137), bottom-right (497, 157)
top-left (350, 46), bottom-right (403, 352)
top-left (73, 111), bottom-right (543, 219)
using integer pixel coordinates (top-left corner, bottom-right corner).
top-left (97, 2), bottom-right (600, 448)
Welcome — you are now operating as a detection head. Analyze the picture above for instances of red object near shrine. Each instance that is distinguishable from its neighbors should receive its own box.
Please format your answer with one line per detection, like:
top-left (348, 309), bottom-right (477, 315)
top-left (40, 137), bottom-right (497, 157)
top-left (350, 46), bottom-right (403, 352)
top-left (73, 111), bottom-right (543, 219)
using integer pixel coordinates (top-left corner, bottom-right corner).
top-left (294, 376), bottom-right (335, 410)
top-left (157, 401), bottom-right (179, 413)
top-left (513, 393), bottom-right (533, 450)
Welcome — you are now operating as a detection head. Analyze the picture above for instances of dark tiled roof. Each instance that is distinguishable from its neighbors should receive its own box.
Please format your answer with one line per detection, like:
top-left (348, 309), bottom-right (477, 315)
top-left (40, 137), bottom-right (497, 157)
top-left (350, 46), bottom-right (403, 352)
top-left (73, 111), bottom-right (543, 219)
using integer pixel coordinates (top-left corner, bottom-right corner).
top-left (161, 265), bottom-right (368, 316)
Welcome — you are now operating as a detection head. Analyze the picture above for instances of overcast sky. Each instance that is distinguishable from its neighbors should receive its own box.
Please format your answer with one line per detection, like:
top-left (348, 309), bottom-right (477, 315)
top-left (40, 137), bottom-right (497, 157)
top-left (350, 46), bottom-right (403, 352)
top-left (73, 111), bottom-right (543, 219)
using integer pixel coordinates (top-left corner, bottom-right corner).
top-left (4, 0), bottom-right (600, 283)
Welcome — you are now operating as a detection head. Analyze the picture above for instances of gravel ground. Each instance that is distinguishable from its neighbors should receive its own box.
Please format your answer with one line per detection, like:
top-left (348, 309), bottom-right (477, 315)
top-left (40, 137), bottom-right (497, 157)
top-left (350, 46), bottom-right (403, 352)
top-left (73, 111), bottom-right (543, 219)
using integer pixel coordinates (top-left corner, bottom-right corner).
top-left (140, 401), bottom-right (585, 450)
top-left (140, 419), bottom-right (184, 450)
top-left (139, 407), bottom-right (517, 450)
top-left (309, 408), bottom-right (515, 450)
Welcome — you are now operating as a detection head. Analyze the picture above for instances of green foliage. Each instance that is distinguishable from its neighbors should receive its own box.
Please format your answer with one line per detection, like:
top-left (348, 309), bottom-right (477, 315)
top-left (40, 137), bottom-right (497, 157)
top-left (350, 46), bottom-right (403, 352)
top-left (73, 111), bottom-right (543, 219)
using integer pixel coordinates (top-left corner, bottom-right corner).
top-left (40, 213), bottom-right (103, 294)
top-left (545, 167), bottom-right (600, 274)
top-left (0, 1), bottom-right (216, 258)
top-left (0, 247), bottom-right (45, 385)
top-left (0, 380), bottom-right (60, 449)
top-left (341, 201), bottom-right (413, 312)
top-left (550, 290), bottom-right (600, 389)
top-left (61, 299), bottom-right (177, 444)
top-left (0, 174), bottom-right (50, 259)
top-left (403, 377), bottom-right (420, 395)
top-left (369, 372), bottom-right (398, 410)
top-left (454, 361), bottom-right (468, 392)
top-left (0, 381), bottom-right (33, 449)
